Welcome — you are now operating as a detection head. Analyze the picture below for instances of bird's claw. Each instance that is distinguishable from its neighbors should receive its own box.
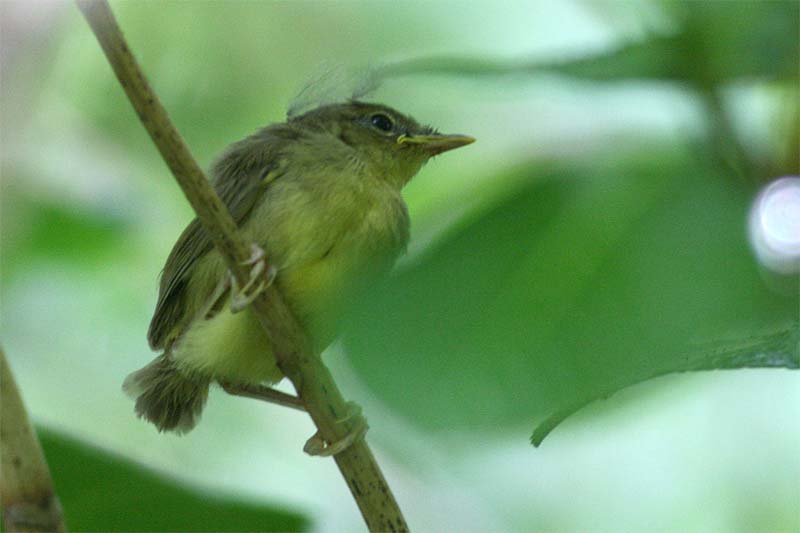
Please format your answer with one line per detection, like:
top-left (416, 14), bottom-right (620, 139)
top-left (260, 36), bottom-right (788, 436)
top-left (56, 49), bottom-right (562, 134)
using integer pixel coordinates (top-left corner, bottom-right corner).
top-left (303, 402), bottom-right (368, 457)
top-left (230, 244), bottom-right (276, 313)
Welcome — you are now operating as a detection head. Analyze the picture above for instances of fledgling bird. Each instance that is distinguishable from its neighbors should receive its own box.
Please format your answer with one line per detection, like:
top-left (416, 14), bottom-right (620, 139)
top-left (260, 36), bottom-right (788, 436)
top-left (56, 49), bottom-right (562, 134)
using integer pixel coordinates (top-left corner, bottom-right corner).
top-left (124, 101), bottom-right (474, 438)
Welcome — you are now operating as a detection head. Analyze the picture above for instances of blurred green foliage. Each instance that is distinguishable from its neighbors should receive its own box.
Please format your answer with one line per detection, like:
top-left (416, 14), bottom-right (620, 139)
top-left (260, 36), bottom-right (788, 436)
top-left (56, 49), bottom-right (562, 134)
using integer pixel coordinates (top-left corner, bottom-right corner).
top-left (551, 1), bottom-right (799, 84)
top-left (1, 1), bottom-right (798, 531)
top-left (385, 1), bottom-right (799, 84)
top-left (344, 0), bottom-right (799, 443)
top-left (342, 145), bottom-right (797, 439)
top-left (38, 428), bottom-right (308, 532)
top-left (1, 192), bottom-right (129, 279)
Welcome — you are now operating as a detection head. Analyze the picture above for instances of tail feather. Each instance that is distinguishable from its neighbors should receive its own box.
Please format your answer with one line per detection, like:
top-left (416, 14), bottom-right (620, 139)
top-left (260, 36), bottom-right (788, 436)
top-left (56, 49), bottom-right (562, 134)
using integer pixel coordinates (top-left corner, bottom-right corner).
top-left (123, 354), bottom-right (210, 434)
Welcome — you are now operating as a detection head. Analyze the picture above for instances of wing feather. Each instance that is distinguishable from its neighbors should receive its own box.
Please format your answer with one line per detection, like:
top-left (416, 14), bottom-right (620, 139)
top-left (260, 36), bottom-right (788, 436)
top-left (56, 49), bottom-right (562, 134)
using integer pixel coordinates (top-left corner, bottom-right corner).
top-left (147, 125), bottom-right (297, 349)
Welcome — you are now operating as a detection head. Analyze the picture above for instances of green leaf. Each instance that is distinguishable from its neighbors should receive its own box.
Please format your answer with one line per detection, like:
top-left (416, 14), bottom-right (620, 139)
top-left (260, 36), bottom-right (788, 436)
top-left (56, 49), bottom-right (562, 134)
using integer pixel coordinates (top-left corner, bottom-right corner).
top-left (0, 192), bottom-right (129, 284)
top-left (38, 428), bottom-right (308, 532)
top-left (666, 0), bottom-right (799, 83)
top-left (381, 1), bottom-right (799, 85)
top-left (341, 147), bottom-right (798, 444)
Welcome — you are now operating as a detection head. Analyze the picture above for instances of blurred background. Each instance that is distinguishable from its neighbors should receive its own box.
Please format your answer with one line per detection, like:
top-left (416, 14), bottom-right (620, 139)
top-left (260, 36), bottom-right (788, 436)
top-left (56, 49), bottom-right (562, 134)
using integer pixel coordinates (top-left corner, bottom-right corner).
top-left (1, 1), bottom-right (798, 531)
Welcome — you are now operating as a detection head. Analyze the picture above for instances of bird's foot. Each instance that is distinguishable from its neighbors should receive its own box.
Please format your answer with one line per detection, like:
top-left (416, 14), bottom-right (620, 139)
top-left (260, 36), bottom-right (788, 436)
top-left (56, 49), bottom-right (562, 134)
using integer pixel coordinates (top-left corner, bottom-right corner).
top-left (230, 244), bottom-right (277, 313)
top-left (220, 381), bottom-right (305, 411)
top-left (303, 402), bottom-right (368, 457)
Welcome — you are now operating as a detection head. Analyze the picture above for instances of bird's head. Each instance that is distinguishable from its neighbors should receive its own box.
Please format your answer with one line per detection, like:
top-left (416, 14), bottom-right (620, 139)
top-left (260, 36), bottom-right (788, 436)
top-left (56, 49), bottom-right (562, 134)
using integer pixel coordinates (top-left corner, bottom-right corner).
top-left (289, 101), bottom-right (474, 188)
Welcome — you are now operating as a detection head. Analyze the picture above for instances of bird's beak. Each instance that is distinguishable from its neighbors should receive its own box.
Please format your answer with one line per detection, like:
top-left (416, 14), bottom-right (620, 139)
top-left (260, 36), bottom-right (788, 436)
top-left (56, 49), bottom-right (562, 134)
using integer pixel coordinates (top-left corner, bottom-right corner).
top-left (397, 133), bottom-right (475, 155)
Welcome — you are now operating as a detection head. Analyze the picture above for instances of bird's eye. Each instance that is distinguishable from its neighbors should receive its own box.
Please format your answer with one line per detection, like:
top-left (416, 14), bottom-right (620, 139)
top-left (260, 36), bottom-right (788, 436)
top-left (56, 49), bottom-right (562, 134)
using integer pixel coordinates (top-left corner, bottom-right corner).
top-left (370, 113), bottom-right (394, 132)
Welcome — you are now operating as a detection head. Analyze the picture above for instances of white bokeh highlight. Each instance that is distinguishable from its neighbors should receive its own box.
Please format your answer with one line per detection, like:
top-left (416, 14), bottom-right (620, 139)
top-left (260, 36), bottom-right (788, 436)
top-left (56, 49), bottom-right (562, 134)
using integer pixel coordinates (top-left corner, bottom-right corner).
top-left (749, 176), bottom-right (800, 273)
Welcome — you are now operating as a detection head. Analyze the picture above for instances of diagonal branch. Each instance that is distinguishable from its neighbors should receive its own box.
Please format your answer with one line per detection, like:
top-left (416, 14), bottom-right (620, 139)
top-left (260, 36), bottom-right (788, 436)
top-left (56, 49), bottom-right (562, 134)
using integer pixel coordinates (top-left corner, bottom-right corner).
top-left (75, 2), bottom-right (408, 531)
top-left (1, 346), bottom-right (66, 533)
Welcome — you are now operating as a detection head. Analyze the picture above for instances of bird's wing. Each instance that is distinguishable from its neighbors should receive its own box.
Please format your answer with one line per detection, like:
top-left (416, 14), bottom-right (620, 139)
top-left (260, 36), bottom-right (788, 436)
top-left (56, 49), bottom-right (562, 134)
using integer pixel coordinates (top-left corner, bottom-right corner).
top-left (147, 128), bottom-right (291, 350)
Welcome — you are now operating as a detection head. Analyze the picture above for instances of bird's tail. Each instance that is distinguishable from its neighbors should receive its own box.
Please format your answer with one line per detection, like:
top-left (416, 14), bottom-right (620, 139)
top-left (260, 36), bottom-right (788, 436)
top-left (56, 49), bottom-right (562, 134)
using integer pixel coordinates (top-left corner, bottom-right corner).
top-left (123, 353), bottom-right (210, 434)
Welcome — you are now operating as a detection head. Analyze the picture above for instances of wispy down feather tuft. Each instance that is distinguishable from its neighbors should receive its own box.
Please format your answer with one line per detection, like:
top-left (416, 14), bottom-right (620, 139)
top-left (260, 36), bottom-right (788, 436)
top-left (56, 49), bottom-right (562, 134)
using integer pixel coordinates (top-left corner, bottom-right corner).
top-left (287, 64), bottom-right (382, 118)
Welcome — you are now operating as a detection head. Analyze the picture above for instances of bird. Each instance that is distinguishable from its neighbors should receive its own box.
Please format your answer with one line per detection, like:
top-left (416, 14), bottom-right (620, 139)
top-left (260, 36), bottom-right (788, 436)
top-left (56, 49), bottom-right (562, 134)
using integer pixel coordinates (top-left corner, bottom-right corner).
top-left (123, 100), bottom-right (474, 443)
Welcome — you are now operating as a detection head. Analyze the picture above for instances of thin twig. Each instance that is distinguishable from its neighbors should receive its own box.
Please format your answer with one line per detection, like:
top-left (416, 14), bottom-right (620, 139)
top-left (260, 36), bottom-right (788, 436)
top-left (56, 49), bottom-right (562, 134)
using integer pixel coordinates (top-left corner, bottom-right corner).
top-left (75, 2), bottom-right (408, 530)
top-left (1, 346), bottom-right (66, 533)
